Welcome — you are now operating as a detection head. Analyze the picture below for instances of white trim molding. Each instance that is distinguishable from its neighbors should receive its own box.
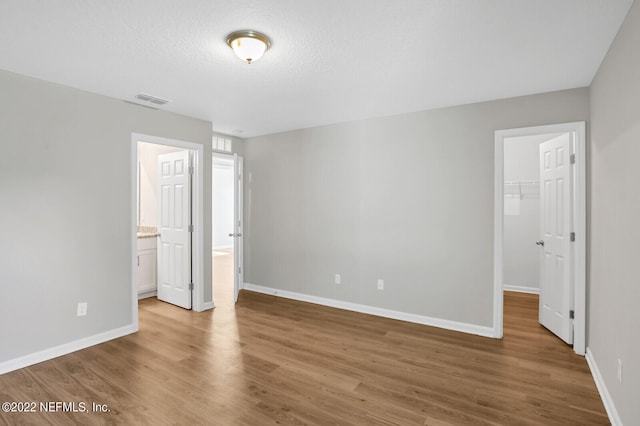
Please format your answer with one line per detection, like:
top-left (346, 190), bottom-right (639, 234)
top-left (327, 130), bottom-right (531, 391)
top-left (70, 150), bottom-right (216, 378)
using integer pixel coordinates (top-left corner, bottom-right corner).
top-left (243, 283), bottom-right (495, 338)
top-left (200, 301), bottom-right (215, 311)
top-left (494, 122), bottom-right (586, 354)
top-left (138, 290), bottom-right (157, 299)
top-left (503, 285), bottom-right (539, 294)
top-left (586, 348), bottom-right (623, 426)
top-left (0, 324), bottom-right (137, 375)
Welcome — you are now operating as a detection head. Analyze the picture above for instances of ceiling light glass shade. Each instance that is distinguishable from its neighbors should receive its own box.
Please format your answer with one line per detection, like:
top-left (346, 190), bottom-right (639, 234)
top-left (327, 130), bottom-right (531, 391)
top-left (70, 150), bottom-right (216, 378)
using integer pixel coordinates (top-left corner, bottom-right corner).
top-left (226, 30), bottom-right (271, 64)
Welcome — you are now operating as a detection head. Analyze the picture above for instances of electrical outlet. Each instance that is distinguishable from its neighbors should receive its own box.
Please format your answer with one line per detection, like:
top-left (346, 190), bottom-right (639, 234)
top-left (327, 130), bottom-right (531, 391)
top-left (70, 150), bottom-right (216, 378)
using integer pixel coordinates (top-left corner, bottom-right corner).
top-left (335, 274), bottom-right (341, 285)
top-left (77, 302), bottom-right (88, 317)
top-left (618, 359), bottom-right (623, 383)
top-left (377, 279), bottom-right (384, 290)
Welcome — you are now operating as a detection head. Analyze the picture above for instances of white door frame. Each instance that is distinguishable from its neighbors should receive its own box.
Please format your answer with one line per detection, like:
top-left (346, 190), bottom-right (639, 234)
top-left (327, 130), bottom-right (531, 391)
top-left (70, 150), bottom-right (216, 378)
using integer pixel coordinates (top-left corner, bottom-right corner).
top-left (493, 122), bottom-right (586, 355)
top-left (131, 133), bottom-right (205, 328)
top-left (233, 153), bottom-right (244, 302)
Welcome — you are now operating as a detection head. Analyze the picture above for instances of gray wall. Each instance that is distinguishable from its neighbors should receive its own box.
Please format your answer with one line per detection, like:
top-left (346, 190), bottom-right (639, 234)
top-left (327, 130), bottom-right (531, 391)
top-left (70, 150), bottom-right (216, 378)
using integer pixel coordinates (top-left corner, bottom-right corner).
top-left (589, 1), bottom-right (640, 424)
top-left (0, 70), bottom-right (213, 363)
top-left (244, 88), bottom-right (589, 327)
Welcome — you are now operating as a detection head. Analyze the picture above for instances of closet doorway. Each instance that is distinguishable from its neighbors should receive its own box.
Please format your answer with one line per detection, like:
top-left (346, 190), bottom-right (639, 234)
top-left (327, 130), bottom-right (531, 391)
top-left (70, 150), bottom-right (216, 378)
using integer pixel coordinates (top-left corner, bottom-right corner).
top-left (494, 122), bottom-right (586, 355)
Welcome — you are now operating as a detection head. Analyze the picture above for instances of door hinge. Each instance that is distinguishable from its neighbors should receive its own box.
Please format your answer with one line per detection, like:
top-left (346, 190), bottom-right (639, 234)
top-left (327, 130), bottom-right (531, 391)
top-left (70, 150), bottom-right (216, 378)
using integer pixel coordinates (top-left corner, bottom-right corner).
top-left (570, 154), bottom-right (576, 165)
top-left (570, 232), bottom-right (576, 242)
top-left (238, 267), bottom-right (241, 274)
top-left (570, 310), bottom-right (575, 319)
top-left (189, 166), bottom-right (194, 175)
top-left (188, 224), bottom-right (194, 232)
top-left (189, 282), bottom-right (194, 291)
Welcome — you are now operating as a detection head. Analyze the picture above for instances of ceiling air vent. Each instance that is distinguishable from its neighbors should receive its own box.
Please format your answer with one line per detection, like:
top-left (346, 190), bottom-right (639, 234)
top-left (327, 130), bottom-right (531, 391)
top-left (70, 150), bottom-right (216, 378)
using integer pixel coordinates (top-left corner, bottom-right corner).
top-left (134, 93), bottom-right (169, 105)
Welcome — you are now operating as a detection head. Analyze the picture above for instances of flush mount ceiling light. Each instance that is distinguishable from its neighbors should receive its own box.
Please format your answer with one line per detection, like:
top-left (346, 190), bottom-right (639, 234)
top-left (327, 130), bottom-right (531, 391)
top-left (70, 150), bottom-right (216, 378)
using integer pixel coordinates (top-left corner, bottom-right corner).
top-left (226, 30), bottom-right (271, 64)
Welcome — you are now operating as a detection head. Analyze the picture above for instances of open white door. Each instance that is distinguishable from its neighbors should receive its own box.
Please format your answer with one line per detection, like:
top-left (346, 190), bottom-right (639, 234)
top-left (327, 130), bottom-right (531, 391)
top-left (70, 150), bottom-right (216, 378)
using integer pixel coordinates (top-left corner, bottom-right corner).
top-left (157, 150), bottom-right (192, 309)
top-left (538, 134), bottom-right (573, 343)
top-left (231, 154), bottom-right (244, 302)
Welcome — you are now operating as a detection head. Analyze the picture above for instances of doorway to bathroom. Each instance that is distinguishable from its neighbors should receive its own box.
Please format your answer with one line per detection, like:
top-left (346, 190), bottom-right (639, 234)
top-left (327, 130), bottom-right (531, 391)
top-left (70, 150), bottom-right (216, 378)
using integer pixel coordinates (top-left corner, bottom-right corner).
top-left (131, 133), bottom-right (205, 324)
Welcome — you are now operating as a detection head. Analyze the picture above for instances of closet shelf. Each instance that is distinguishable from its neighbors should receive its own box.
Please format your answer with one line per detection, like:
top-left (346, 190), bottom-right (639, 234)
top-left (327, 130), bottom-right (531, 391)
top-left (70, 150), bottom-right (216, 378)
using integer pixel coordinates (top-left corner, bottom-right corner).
top-left (504, 180), bottom-right (539, 185)
top-left (504, 180), bottom-right (540, 200)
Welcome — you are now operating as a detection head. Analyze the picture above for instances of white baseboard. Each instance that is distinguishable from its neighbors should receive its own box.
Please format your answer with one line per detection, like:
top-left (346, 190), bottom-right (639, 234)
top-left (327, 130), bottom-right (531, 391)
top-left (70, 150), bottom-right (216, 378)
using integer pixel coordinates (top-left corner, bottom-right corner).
top-left (138, 290), bottom-right (157, 299)
top-left (586, 348), bottom-right (622, 426)
top-left (193, 300), bottom-right (215, 312)
top-left (200, 301), bottom-right (215, 311)
top-left (503, 285), bottom-right (539, 294)
top-left (0, 324), bottom-right (138, 376)
top-left (243, 283), bottom-right (495, 338)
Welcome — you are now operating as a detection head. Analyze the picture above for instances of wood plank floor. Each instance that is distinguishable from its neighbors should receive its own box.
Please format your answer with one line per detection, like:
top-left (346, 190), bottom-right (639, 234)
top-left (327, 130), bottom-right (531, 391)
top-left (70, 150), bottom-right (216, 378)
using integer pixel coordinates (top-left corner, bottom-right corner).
top-left (0, 291), bottom-right (608, 425)
top-left (213, 247), bottom-right (234, 305)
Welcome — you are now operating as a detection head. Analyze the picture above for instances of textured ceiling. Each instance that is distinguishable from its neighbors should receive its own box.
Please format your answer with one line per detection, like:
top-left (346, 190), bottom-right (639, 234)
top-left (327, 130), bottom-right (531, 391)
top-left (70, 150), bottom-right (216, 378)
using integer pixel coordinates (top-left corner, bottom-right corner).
top-left (0, 1), bottom-right (633, 137)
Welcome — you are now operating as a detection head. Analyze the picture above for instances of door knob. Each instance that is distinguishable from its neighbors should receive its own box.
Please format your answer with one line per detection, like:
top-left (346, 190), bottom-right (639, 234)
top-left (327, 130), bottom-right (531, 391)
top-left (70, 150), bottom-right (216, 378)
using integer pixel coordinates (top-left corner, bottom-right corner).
top-left (536, 240), bottom-right (545, 246)
top-left (228, 233), bottom-right (242, 237)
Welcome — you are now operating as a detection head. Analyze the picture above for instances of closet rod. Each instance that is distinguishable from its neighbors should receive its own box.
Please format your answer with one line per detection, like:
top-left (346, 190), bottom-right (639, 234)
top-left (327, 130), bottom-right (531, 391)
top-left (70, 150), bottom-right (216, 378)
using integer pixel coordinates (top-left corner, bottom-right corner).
top-left (504, 180), bottom-right (539, 185)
